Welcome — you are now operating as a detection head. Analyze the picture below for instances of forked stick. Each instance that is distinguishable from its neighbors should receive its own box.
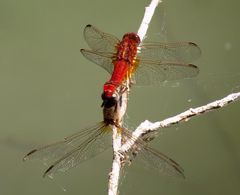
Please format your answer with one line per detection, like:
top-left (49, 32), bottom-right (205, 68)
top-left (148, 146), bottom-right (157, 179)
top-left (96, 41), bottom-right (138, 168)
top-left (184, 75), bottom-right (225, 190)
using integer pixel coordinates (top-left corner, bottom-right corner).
top-left (108, 1), bottom-right (162, 195)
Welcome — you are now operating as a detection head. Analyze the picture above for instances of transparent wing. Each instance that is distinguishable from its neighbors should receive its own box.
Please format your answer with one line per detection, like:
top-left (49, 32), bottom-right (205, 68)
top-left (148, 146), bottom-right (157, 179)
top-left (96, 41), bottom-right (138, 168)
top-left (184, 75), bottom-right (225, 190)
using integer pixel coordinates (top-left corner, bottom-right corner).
top-left (129, 42), bottom-right (200, 85)
top-left (80, 49), bottom-right (115, 74)
top-left (23, 122), bottom-right (112, 178)
top-left (81, 25), bottom-right (201, 85)
top-left (122, 129), bottom-right (184, 178)
top-left (83, 24), bottom-right (120, 53)
top-left (136, 146), bottom-right (184, 178)
top-left (138, 42), bottom-right (201, 63)
top-left (132, 60), bottom-right (199, 86)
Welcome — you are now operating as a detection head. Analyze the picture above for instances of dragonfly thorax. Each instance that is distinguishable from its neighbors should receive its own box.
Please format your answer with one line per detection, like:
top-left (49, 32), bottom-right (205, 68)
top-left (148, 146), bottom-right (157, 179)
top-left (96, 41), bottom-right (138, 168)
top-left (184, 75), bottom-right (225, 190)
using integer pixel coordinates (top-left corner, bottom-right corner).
top-left (116, 33), bottom-right (140, 63)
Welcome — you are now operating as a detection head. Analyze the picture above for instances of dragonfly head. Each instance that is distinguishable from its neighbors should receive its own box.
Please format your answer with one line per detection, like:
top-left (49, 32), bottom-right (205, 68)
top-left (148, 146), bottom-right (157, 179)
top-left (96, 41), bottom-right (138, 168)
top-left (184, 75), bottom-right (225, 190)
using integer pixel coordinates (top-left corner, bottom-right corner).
top-left (122, 33), bottom-right (141, 45)
top-left (101, 93), bottom-right (117, 108)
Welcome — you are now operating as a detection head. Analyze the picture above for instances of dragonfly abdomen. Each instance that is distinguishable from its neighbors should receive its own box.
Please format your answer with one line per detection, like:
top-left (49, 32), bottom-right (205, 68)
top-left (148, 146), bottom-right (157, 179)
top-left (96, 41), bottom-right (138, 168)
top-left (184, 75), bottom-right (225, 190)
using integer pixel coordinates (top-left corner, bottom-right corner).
top-left (103, 33), bottom-right (140, 98)
top-left (103, 60), bottom-right (129, 98)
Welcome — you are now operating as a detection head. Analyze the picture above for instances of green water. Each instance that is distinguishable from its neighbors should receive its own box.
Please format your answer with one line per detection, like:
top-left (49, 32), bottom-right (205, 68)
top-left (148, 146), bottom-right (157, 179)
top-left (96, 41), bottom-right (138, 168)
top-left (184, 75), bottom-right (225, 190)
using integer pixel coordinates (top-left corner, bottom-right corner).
top-left (0, 0), bottom-right (240, 194)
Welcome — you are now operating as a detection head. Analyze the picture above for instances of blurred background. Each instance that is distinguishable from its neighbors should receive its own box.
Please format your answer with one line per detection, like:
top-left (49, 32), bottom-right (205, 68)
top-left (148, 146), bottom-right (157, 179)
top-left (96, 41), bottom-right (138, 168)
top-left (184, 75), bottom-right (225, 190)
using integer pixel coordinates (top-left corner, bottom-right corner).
top-left (0, 0), bottom-right (239, 194)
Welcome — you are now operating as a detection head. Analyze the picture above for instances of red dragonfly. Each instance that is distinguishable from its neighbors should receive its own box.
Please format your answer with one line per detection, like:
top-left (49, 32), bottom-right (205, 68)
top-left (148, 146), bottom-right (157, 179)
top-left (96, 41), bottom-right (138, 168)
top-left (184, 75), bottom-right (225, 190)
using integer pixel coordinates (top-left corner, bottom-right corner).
top-left (80, 24), bottom-right (201, 99)
top-left (23, 95), bottom-right (184, 179)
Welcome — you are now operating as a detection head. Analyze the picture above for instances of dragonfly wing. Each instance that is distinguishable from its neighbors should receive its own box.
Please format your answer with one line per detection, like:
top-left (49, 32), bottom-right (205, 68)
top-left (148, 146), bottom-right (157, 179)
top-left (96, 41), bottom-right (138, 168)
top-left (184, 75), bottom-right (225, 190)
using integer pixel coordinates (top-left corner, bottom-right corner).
top-left (139, 42), bottom-right (201, 63)
top-left (132, 59), bottom-right (199, 86)
top-left (80, 49), bottom-right (115, 74)
top-left (122, 129), bottom-right (184, 178)
top-left (136, 145), bottom-right (185, 178)
top-left (83, 24), bottom-right (120, 53)
top-left (23, 122), bottom-right (112, 178)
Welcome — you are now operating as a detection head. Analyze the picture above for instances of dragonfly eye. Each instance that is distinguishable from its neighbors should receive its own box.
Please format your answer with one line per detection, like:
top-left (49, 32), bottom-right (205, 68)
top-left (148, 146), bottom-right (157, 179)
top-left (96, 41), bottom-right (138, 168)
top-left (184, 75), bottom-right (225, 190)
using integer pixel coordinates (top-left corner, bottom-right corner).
top-left (101, 93), bottom-right (117, 108)
top-left (122, 33), bottom-right (140, 45)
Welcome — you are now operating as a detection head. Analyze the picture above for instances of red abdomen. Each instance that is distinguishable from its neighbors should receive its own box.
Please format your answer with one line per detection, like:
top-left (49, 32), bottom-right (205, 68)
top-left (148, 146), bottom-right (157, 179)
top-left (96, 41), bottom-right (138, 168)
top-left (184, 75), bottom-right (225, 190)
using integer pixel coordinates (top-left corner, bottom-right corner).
top-left (103, 60), bottom-right (129, 98)
top-left (103, 33), bottom-right (140, 98)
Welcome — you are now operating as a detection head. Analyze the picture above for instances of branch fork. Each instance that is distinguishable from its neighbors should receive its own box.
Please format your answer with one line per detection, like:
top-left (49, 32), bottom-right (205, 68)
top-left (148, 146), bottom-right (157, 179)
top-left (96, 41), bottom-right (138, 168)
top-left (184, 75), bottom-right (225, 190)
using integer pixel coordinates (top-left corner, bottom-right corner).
top-left (107, 0), bottom-right (240, 194)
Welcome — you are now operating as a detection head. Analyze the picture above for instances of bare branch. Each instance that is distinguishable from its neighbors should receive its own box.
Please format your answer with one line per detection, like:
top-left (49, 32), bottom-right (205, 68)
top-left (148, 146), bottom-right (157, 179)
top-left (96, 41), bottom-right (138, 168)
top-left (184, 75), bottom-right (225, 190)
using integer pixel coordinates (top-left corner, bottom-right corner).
top-left (108, 91), bottom-right (128, 195)
top-left (107, 1), bottom-right (162, 195)
top-left (107, 0), bottom-right (240, 190)
top-left (120, 92), bottom-right (240, 154)
top-left (108, 126), bottom-right (122, 195)
top-left (138, 0), bottom-right (162, 41)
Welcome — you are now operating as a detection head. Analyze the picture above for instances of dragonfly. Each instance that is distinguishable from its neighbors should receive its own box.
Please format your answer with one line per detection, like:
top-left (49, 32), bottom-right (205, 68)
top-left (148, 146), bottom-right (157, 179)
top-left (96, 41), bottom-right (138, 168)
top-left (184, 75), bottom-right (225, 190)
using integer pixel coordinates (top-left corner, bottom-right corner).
top-left (80, 24), bottom-right (201, 99)
top-left (23, 94), bottom-right (184, 179)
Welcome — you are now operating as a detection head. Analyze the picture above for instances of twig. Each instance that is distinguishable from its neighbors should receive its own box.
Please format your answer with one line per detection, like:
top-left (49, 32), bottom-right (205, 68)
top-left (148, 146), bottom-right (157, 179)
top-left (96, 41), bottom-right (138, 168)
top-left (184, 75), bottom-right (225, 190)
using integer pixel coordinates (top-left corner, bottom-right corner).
top-left (138, 0), bottom-right (163, 41)
top-left (120, 92), bottom-right (240, 154)
top-left (107, 1), bottom-right (162, 195)
top-left (108, 125), bottom-right (122, 195)
top-left (108, 91), bottom-right (128, 195)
